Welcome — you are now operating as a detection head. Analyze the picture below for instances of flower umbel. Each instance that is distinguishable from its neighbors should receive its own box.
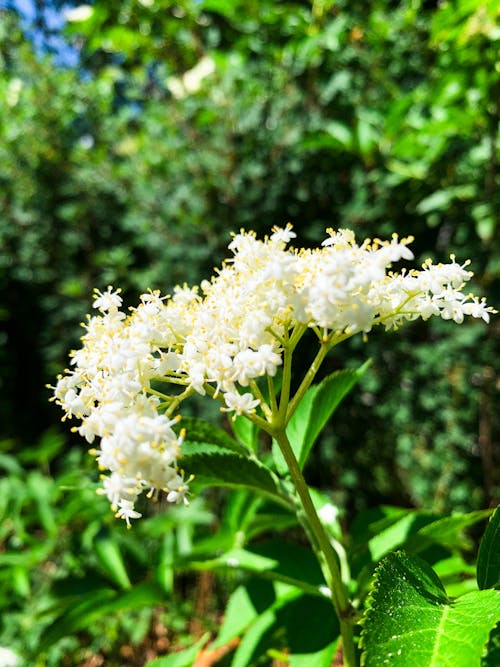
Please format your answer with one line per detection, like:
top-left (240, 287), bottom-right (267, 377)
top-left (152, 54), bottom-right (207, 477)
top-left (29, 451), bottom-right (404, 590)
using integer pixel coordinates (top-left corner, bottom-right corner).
top-left (51, 227), bottom-right (494, 523)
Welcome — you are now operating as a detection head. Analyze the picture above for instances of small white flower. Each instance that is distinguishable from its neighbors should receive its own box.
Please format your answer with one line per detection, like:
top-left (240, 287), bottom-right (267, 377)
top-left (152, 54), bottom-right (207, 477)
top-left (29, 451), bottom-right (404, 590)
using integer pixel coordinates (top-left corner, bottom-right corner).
top-left (270, 224), bottom-right (297, 244)
top-left (115, 499), bottom-right (142, 528)
top-left (222, 391), bottom-right (260, 416)
top-left (0, 647), bottom-right (20, 667)
top-left (92, 287), bottom-right (123, 312)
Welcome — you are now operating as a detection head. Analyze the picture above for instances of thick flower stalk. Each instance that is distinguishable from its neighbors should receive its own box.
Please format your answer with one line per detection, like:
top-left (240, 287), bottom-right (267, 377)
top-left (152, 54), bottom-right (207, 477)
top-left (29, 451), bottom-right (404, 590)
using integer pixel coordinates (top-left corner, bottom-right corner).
top-left (51, 226), bottom-right (493, 525)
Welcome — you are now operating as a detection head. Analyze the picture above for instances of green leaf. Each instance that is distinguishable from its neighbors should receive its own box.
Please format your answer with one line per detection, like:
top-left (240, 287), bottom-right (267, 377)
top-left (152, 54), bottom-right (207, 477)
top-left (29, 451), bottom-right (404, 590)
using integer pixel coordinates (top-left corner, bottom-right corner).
top-left (349, 509), bottom-right (438, 594)
top-left (482, 625), bottom-right (500, 667)
top-left (0, 453), bottom-right (23, 475)
top-left (183, 540), bottom-right (326, 596)
top-left (0, 541), bottom-right (54, 567)
top-left (230, 586), bottom-right (339, 667)
top-left (212, 583), bottom-right (264, 649)
top-left (360, 551), bottom-right (500, 667)
top-left (156, 532), bottom-right (175, 594)
top-left (39, 587), bottom-right (117, 650)
top-left (276, 361), bottom-right (370, 473)
top-left (17, 429), bottom-right (65, 464)
top-left (40, 582), bottom-right (165, 650)
top-left (410, 509), bottom-right (492, 552)
top-left (324, 121), bottom-right (353, 148)
top-left (350, 508), bottom-right (491, 588)
top-left (246, 508), bottom-right (298, 541)
top-left (415, 185), bottom-right (475, 215)
top-left (145, 633), bottom-right (210, 667)
top-left (181, 417), bottom-right (249, 456)
top-left (26, 472), bottom-right (58, 536)
top-left (478, 506), bottom-right (500, 590)
top-left (231, 414), bottom-right (259, 452)
top-left (433, 556), bottom-right (477, 598)
top-left (181, 445), bottom-right (285, 501)
top-left (93, 528), bottom-right (132, 590)
top-left (231, 598), bottom-right (286, 667)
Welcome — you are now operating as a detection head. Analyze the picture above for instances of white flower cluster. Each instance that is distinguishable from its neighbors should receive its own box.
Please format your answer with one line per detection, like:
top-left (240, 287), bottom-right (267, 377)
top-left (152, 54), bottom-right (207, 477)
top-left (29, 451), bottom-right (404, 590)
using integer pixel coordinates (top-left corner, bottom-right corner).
top-left (52, 226), bottom-right (493, 523)
top-left (52, 287), bottom-right (194, 525)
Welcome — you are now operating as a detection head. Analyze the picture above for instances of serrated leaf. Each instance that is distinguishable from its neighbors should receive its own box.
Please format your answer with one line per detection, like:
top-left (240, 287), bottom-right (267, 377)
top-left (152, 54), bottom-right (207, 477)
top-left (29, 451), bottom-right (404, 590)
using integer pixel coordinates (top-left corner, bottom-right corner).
top-left (180, 417), bottom-right (249, 455)
top-left (181, 446), bottom-right (284, 501)
top-left (482, 624), bottom-right (500, 667)
top-left (360, 551), bottom-right (500, 667)
top-left (478, 505), bottom-right (500, 590)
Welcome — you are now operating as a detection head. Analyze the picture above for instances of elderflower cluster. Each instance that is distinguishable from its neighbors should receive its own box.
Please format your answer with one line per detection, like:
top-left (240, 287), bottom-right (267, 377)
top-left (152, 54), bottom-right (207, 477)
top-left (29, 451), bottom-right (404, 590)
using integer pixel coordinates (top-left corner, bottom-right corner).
top-left (51, 225), bottom-right (494, 523)
top-left (51, 287), bottom-right (194, 525)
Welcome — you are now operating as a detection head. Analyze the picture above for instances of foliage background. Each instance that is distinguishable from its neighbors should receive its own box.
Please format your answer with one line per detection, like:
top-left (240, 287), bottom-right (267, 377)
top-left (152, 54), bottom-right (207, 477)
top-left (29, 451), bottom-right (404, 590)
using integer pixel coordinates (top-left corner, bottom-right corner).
top-left (0, 0), bottom-right (499, 663)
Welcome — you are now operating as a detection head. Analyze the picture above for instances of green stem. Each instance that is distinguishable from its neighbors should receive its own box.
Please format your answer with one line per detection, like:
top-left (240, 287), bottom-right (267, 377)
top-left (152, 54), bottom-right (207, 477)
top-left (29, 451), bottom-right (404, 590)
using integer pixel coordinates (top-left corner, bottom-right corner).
top-left (248, 378), bottom-right (272, 420)
top-left (165, 387), bottom-right (195, 418)
top-left (286, 341), bottom-right (329, 422)
top-left (286, 331), bottom-right (352, 422)
top-left (273, 429), bottom-right (357, 667)
top-left (278, 324), bottom-right (307, 422)
top-left (267, 374), bottom-right (278, 414)
top-left (146, 386), bottom-right (172, 402)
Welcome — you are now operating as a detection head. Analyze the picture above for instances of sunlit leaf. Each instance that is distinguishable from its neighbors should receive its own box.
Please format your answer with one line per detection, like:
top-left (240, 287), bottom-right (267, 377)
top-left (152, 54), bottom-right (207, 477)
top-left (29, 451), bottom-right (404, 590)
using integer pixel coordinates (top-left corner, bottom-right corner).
top-left (360, 551), bottom-right (500, 667)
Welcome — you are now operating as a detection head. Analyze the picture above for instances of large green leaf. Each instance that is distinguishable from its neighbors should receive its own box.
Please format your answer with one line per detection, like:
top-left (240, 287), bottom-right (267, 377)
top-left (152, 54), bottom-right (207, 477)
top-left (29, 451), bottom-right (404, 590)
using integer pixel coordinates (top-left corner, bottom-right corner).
top-left (360, 551), bottom-right (500, 667)
top-left (274, 361), bottom-right (370, 473)
top-left (179, 420), bottom-right (288, 501)
top-left (228, 584), bottom-right (339, 667)
top-left (478, 506), bottom-right (500, 590)
top-left (181, 443), bottom-right (285, 502)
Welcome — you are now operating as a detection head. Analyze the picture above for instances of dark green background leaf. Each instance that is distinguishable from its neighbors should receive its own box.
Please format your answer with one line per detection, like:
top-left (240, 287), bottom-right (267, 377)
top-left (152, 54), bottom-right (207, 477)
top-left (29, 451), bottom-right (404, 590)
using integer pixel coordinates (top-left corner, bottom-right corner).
top-left (478, 506), bottom-right (500, 590)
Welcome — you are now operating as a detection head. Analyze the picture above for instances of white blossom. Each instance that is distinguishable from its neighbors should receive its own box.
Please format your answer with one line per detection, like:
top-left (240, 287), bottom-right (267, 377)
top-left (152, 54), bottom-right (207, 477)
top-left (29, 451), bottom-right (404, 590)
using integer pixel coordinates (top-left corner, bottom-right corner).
top-left (52, 225), bottom-right (494, 523)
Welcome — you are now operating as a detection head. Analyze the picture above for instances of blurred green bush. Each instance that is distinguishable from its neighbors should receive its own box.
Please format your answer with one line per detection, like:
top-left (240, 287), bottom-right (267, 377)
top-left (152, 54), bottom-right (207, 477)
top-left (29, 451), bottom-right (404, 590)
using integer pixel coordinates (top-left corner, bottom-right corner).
top-left (0, 429), bottom-right (221, 665)
top-left (0, 0), bottom-right (498, 512)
